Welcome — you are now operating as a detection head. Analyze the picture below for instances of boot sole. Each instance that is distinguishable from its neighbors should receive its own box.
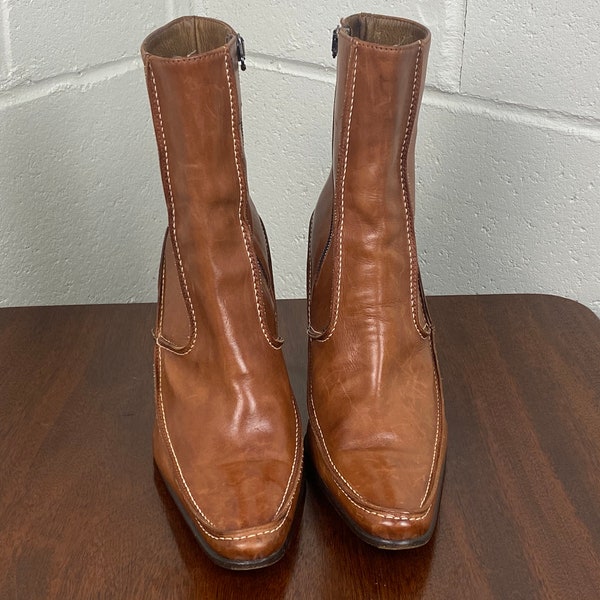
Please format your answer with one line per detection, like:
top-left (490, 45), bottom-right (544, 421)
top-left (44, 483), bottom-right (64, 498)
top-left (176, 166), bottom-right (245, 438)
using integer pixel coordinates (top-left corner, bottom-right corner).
top-left (159, 467), bottom-right (305, 570)
top-left (308, 442), bottom-right (446, 550)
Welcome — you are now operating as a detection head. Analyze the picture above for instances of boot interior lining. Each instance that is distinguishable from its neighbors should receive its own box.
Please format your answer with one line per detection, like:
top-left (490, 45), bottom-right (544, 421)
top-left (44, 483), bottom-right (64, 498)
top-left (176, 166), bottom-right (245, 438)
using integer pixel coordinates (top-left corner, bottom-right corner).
top-left (144, 17), bottom-right (234, 58)
top-left (344, 14), bottom-right (428, 47)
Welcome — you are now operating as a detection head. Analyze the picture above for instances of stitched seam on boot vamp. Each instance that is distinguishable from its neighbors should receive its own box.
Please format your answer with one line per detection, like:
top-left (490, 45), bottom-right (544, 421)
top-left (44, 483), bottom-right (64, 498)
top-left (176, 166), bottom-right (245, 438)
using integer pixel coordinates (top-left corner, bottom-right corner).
top-left (157, 347), bottom-right (303, 541)
top-left (309, 381), bottom-right (437, 522)
top-left (224, 54), bottom-right (280, 351)
top-left (157, 256), bottom-right (183, 348)
top-left (321, 44), bottom-right (359, 343)
top-left (274, 398), bottom-right (301, 516)
top-left (148, 63), bottom-right (197, 354)
top-left (156, 347), bottom-right (215, 527)
top-left (419, 338), bottom-right (442, 507)
top-left (399, 41), bottom-right (428, 340)
top-left (308, 380), bottom-right (366, 501)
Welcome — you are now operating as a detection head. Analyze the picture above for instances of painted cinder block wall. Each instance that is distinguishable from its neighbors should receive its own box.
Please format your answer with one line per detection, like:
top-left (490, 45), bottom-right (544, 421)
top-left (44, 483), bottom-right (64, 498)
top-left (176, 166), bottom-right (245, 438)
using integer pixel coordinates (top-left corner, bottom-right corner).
top-left (0, 1), bottom-right (598, 314)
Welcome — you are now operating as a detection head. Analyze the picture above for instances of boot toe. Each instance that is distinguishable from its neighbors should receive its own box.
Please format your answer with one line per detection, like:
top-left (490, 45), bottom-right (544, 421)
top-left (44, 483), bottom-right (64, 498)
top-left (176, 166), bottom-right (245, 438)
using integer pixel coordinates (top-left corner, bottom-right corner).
top-left (163, 464), bottom-right (304, 569)
top-left (198, 503), bottom-right (302, 568)
top-left (334, 491), bottom-right (439, 549)
top-left (309, 427), bottom-right (444, 549)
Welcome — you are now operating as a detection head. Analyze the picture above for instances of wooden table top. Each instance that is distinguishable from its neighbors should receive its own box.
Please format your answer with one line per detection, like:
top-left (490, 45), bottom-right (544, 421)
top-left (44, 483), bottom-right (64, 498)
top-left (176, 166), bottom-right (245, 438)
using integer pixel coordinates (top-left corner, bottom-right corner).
top-left (1, 295), bottom-right (599, 599)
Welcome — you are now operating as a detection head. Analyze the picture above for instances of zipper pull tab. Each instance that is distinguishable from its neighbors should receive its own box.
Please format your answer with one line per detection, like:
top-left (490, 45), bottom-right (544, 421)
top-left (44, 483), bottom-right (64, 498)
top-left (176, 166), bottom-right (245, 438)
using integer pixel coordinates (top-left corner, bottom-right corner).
top-left (236, 34), bottom-right (246, 71)
top-left (331, 27), bottom-right (339, 58)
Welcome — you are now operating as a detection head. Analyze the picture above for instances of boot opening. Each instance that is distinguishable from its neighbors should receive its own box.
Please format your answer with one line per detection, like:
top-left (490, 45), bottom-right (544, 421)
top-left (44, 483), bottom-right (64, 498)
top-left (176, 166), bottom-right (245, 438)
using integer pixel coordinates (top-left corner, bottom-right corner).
top-left (343, 13), bottom-right (428, 47)
top-left (143, 16), bottom-right (235, 59)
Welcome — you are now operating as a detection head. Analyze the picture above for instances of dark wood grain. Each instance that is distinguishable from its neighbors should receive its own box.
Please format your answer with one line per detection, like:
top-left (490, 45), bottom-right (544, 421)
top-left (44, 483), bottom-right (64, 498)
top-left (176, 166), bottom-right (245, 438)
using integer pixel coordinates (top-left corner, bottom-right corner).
top-left (0, 295), bottom-right (599, 599)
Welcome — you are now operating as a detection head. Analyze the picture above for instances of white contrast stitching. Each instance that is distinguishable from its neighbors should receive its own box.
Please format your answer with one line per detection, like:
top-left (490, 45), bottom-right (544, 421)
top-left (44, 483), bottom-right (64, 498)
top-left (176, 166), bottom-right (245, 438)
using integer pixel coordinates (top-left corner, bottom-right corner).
top-left (199, 464), bottom-right (303, 542)
top-left (309, 379), bottom-right (438, 522)
top-left (319, 45), bottom-right (359, 343)
top-left (419, 338), bottom-right (442, 507)
top-left (156, 348), bottom-right (215, 527)
top-left (400, 42), bottom-right (427, 340)
top-left (148, 64), bottom-right (197, 354)
top-left (157, 347), bottom-right (303, 541)
top-left (157, 240), bottom-right (191, 349)
top-left (336, 475), bottom-right (432, 522)
top-left (158, 252), bottom-right (166, 334)
top-left (152, 55), bottom-right (302, 543)
top-left (274, 399), bottom-right (301, 515)
top-left (306, 213), bottom-right (314, 331)
top-left (308, 43), bottom-right (440, 521)
top-left (157, 334), bottom-right (180, 347)
top-left (308, 382), bottom-right (366, 501)
top-left (224, 55), bottom-right (279, 350)
top-left (201, 465), bottom-right (303, 541)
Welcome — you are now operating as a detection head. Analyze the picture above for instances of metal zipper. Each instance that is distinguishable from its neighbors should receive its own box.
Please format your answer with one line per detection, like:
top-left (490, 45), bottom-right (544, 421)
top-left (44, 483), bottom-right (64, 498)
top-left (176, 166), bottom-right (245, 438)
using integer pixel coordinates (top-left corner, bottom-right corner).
top-left (331, 26), bottom-right (351, 58)
top-left (236, 34), bottom-right (246, 71)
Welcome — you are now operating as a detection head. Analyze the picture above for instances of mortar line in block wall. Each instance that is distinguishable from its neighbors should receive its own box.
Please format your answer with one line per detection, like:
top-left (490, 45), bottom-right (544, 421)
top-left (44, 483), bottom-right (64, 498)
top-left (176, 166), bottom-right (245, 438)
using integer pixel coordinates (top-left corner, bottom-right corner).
top-left (248, 52), bottom-right (600, 141)
top-left (424, 88), bottom-right (600, 141)
top-left (247, 52), bottom-right (336, 84)
top-left (0, 45), bottom-right (598, 143)
top-left (0, 56), bottom-right (140, 109)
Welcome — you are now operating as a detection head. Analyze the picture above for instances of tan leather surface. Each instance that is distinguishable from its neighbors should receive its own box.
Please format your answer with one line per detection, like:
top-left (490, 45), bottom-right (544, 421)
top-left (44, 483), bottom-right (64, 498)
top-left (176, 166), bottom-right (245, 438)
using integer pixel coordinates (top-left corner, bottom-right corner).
top-left (142, 16), bottom-right (303, 563)
top-left (307, 13), bottom-right (447, 543)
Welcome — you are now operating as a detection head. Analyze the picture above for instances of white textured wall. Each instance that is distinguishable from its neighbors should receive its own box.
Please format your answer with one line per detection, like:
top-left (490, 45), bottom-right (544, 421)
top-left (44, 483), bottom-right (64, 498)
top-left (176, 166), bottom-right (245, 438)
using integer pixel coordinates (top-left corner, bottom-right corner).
top-left (0, 1), bottom-right (599, 314)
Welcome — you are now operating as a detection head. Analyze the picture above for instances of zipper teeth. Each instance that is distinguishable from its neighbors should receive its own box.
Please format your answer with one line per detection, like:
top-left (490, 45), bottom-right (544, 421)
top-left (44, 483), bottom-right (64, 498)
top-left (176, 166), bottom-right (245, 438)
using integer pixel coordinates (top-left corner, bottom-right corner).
top-left (256, 255), bottom-right (277, 306)
top-left (236, 34), bottom-right (246, 70)
top-left (256, 256), bottom-right (269, 284)
top-left (258, 217), bottom-right (274, 286)
top-left (254, 250), bottom-right (282, 336)
top-left (332, 27), bottom-right (339, 58)
top-left (314, 218), bottom-right (334, 279)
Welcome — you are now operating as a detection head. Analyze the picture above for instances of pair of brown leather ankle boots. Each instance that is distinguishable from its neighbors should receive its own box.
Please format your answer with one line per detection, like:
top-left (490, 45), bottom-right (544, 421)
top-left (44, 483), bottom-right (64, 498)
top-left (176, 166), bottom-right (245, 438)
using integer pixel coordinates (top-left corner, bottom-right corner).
top-left (141, 12), bottom-right (447, 570)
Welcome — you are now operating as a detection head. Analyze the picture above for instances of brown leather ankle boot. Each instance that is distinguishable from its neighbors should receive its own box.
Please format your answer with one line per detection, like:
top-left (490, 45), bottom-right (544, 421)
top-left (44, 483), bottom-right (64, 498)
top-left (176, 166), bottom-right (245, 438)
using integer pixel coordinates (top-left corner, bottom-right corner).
top-left (141, 16), bottom-right (303, 569)
top-left (307, 13), bottom-right (447, 548)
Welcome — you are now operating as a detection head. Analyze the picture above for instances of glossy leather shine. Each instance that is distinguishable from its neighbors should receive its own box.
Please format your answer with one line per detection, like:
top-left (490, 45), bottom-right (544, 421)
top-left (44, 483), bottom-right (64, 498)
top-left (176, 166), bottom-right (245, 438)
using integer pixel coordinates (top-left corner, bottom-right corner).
top-left (307, 13), bottom-right (447, 547)
top-left (141, 16), bottom-right (303, 568)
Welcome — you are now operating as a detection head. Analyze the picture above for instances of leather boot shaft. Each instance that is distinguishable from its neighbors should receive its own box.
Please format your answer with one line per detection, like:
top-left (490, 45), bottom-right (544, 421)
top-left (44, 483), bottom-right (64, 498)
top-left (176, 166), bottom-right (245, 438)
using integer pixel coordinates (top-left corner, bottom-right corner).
top-left (307, 13), bottom-right (447, 547)
top-left (309, 14), bottom-right (431, 343)
top-left (141, 16), bottom-right (303, 569)
top-left (142, 17), bottom-right (281, 354)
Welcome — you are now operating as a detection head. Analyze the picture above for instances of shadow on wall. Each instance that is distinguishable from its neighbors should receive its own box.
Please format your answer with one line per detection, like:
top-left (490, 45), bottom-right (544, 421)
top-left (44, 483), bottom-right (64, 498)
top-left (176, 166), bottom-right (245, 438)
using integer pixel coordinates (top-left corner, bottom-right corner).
top-left (0, 67), bottom-right (165, 307)
top-left (416, 100), bottom-right (599, 313)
